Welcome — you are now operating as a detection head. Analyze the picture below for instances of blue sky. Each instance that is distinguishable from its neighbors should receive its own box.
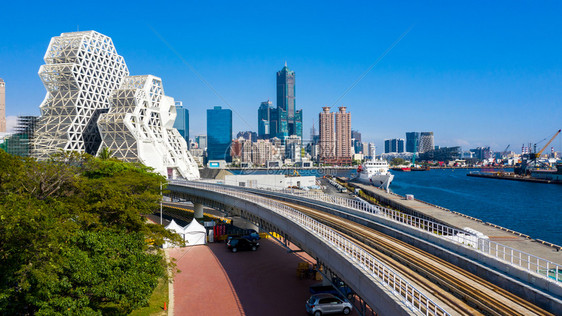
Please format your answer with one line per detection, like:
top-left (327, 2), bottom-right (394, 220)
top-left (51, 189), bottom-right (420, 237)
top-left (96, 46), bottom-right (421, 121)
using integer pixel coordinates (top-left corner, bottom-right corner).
top-left (1, 1), bottom-right (561, 152)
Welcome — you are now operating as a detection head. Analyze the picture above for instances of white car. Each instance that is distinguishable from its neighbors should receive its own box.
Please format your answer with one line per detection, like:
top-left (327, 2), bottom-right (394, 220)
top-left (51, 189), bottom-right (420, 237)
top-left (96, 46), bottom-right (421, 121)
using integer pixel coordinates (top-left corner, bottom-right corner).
top-left (306, 293), bottom-right (352, 316)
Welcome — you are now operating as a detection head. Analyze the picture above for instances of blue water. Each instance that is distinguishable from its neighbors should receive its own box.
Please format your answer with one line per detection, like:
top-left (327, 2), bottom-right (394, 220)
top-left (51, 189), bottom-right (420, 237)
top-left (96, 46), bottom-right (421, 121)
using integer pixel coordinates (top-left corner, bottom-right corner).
top-left (390, 169), bottom-right (562, 245)
top-left (230, 167), bottom-right (562, 245)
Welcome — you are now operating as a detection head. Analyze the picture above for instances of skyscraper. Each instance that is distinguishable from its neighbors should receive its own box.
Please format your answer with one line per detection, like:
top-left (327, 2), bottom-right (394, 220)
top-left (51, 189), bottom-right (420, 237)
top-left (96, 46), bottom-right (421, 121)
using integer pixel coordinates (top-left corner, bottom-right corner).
top-left (351, 130), bottom-right (362, 154)
top-left (419, 132), bottom-right (434, 153)
top-left (207, 106), bottom-right (232, 162)
top-left (258, 100), bottom-right (272, 139)
top-left (270, 63), bottom-right (302, 140)
top-left (173, 101), bottom-right (189, 144)
top-left (196, 135), bottom-right (207, 150)
top-left (406, 132), bottom-right (420, 153)
top-left (384, 138), bottom-right (405, 153)
top-left (0, 78), bottom-right (5, 133)
top-left (277, 62), bottom-right (295, 119)
top-left (335, 107), bottom-right (351, 164)
top-left (368, 143), bottom-right (376, 158)
top-left (319, 107), bottom-right (335, 163)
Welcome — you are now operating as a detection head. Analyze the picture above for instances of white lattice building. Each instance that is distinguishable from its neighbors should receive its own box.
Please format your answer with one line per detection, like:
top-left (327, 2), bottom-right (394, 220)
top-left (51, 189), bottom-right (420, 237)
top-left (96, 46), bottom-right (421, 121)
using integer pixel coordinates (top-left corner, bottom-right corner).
top-left (32, 31), bottom-right (129, 158)
top-left (97, 75), bottom-right (199, 180)
top-left (31, 31), bottom-right (199, 180)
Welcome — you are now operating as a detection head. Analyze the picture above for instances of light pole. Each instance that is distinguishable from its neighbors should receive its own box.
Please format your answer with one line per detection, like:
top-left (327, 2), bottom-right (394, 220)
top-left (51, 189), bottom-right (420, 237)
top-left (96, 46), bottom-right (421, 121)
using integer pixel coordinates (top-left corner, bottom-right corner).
top-left (160, 182), bottom-right (163, 225)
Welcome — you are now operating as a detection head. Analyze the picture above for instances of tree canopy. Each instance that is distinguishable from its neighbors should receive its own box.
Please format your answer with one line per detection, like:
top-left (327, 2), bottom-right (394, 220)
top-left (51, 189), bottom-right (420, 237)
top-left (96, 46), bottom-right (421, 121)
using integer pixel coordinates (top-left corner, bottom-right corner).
top-left (0, 150), bottom-right (178, 315)
top-left (389, 157), bottom-right (407, 166)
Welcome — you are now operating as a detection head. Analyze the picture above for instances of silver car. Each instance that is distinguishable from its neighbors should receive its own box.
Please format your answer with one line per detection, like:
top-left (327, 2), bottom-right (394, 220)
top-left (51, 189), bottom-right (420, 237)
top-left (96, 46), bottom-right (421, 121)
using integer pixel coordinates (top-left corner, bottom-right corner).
top-left (306, 293), bottom-right (352, 315)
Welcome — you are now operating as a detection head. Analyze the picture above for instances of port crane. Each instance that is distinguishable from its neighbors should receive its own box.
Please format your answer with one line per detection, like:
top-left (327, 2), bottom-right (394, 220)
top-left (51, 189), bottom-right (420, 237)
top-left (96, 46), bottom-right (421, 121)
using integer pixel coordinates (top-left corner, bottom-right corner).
top-left (515, 129), bottom-right (561, 175)
top-left (530, 129), bottom-right (560, 161)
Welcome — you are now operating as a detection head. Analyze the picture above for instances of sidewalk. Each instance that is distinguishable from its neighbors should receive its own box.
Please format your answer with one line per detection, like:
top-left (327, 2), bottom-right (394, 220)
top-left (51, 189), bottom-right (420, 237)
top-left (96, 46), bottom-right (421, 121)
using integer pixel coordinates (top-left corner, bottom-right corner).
top-left (168, 239), bottom-right (318, 316)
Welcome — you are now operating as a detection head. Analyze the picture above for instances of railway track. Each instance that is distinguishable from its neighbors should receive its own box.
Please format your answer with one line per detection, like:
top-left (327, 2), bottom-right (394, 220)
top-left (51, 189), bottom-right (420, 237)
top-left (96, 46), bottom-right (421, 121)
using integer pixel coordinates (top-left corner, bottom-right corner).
top-left (281, 200), bottom-right (552, 316)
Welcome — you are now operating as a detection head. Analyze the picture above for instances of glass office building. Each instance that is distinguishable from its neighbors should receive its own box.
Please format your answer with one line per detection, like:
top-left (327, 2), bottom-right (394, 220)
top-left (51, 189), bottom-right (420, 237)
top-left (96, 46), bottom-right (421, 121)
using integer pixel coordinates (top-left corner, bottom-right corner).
top-left (173, 102), bottom-right (189, 144)
top-left (207, 106), bottom-right (232, 162)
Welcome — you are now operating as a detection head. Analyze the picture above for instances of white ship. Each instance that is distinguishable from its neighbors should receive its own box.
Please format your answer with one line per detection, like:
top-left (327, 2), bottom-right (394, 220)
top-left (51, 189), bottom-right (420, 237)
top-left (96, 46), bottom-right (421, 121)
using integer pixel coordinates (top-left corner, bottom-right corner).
top-left (355, 159), bottom-right (394, 190)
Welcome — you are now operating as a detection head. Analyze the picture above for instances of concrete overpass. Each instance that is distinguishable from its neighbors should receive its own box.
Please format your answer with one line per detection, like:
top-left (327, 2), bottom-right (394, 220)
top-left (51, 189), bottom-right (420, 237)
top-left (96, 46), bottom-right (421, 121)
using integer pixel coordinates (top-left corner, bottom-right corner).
top-left (167, 180), bottom-right (562, 315)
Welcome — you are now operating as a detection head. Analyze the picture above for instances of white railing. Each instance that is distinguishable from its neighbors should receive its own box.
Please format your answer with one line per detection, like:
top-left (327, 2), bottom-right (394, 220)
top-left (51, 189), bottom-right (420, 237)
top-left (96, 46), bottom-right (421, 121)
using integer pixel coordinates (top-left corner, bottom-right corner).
top-left (185, 180), bottom-right (562, 285)
top-left (271, 186), bottom-right (562, 284)
top-left (170, 179), bottom-right (449, 316)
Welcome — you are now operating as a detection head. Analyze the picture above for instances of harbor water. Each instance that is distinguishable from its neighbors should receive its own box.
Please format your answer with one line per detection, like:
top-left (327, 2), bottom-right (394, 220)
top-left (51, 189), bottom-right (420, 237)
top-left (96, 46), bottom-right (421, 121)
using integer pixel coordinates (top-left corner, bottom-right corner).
top-left (230, 167), bottom-right (562, 245)
top-left (390, 169), bottom-right (562, 246)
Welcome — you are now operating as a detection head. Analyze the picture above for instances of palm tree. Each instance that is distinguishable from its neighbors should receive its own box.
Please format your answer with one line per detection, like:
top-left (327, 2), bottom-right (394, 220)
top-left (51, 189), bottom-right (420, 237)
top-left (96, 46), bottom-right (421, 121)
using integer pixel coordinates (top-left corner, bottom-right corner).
top-left (98, 147), bottom-right (112, 160)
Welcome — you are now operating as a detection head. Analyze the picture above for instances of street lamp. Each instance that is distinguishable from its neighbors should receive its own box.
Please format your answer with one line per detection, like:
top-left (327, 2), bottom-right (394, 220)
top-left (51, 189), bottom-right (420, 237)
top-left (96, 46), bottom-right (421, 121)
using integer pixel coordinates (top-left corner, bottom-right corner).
top-left (160, 182), bottom-right (163, 225)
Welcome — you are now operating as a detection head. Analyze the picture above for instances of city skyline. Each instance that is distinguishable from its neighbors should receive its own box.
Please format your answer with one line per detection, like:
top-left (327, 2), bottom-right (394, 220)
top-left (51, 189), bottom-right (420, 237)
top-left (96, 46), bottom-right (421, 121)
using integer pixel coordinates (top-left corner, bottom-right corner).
top-left (1, 1), bottom-right (562, 153)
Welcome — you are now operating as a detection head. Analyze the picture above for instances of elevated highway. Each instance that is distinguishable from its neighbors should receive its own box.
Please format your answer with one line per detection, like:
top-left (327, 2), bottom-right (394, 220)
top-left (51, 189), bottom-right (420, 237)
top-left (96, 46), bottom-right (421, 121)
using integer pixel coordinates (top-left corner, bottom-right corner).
top-left (167, 180), bottom-right (562, 315)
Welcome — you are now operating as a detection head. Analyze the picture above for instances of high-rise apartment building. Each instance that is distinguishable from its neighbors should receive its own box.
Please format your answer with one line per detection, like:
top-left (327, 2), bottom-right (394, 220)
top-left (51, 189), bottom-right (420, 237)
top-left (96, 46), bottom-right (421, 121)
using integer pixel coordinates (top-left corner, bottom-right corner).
top-left (319, 107), bottom-right (335, 163)
top-left (368, 143), bottom-right (376, 158)
top-left (196, 135), bottom-right (207, 150)
top-left (285, 135), bottom-right (302, 161)
top-left (236, 131), bottom-right (257, 142)
top-left (173, 101), bottom-right (189, 145)
top-left (335, 107), bottom-right (352, 164)
top-left (207, 106), bottom-right (232, 162)
top-left (0, 78), bottom-right (5, 133)
top-left (384, 138), bottom-right (405, 153)
top-left (351, 130), bottom-right (362, 154)
top-left (419, 132), bottom-right (434, 153)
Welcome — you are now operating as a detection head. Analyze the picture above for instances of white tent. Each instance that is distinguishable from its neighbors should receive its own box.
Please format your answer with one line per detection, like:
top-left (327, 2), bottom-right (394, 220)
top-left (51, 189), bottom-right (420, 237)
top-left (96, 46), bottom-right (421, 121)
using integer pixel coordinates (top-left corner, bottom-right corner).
top-left (163, 219), bottom-right (186, 248)
top-left (183, 219), bottom-right (207, 246)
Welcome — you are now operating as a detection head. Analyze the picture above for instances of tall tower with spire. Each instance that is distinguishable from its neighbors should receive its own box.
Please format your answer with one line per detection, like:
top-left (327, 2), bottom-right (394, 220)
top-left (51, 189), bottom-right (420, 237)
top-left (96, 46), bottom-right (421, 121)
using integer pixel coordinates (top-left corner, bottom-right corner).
top-left (272, 63), bottom-right (302, 140)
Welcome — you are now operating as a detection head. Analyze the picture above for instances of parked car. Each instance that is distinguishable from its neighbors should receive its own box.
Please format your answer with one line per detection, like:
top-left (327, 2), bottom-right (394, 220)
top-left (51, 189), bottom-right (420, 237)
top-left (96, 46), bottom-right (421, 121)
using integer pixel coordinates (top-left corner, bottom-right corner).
top-left (226, 229), bottom-right (260, 242)
top-left (242, 229), bottom-right (261, 241)
top-left (227, 237), bottom-right (259, 253)
top-left (306, 293), bottom-right (352, 315)
top-left (309, 282), bottom-right (353, 299)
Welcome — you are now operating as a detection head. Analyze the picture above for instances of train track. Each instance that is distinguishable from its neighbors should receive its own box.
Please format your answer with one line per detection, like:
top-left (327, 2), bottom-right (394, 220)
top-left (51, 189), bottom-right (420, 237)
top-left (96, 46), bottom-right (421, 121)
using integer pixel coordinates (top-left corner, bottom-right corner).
top-left (281, 200), bottom-right (552, 316)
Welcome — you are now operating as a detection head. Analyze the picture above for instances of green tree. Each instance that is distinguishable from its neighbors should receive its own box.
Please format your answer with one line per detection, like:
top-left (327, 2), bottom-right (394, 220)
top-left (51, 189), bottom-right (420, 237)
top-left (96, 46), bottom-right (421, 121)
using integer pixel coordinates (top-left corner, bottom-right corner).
top-left (390, 157), bottom-right (406, 166)
top-left (0, 149), bottom-right (177, 315)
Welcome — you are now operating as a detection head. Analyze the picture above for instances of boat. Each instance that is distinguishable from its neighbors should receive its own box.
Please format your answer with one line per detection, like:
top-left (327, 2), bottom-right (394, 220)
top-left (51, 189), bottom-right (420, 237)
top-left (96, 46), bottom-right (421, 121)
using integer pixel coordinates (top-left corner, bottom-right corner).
top-left (530, 163), bottom-right (562, 182)
top-left (391, 167), bottom-right (411, 172)
top-left (354, 159), bottom-right (394, 190)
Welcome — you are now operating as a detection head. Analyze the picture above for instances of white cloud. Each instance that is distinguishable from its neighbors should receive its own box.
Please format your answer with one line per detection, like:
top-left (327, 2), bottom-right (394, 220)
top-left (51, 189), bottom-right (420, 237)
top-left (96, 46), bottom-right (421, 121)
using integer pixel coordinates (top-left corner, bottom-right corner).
top-left (5, 116), bottom-right (18, 133)
top-left (453, 139), bottom-right (470, 147)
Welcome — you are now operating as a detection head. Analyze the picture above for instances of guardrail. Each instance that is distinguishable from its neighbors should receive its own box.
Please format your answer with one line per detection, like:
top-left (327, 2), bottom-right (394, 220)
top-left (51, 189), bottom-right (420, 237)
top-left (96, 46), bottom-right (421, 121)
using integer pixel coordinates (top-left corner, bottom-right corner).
top-left (170, 180), bottom-right (449, 316)
top-left (277, 186), bottom-right (562, 284)
top-left (190, 180), bottom-right (562, 285)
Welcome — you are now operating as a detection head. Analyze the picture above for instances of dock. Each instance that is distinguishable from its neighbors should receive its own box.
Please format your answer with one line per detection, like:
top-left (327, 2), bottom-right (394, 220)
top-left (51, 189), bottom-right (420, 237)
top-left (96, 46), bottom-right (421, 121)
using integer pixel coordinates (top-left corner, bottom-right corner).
top-left (344, 180), bottom-right (562, 266)
top-left (467, 172), bottom-right (562, 184)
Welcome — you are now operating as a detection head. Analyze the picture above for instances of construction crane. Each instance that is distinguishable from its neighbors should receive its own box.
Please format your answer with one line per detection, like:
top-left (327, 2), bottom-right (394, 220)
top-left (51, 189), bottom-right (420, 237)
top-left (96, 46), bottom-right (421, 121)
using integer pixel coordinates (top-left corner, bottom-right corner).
top-left (411, 137), bottom-right (418, 167)
top-left (502, 144), bottom-right (510, 155)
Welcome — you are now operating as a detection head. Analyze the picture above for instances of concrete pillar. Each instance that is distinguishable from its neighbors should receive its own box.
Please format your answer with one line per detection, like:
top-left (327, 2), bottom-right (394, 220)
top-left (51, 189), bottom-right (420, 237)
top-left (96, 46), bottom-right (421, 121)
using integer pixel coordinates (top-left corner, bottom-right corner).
top-left (321, 267), bottom-right (332, 286)
top-left (194, 203), bottom-right (204, 219)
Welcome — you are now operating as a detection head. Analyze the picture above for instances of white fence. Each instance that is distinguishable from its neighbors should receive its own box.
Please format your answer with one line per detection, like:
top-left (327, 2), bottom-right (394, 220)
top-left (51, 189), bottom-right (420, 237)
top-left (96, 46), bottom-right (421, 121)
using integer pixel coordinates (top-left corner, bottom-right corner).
top-left (170, 180), bottom-right (449, 316)
top-left (272, 186), bottom-right (562, 284)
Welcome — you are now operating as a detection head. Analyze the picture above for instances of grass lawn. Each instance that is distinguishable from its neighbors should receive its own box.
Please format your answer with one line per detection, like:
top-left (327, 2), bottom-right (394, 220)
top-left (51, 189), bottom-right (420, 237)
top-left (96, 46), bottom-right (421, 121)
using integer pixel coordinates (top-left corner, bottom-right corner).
top-left (129, 277), bottom-right (169, 316)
